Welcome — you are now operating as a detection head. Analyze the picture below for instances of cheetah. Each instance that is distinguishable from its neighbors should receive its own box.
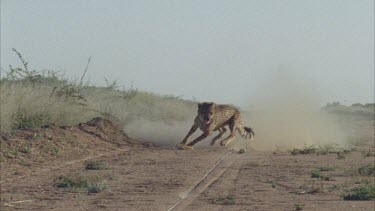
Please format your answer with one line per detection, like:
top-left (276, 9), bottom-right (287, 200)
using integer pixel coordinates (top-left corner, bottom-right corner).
top-left (178, 102), bottom-right (254, 149)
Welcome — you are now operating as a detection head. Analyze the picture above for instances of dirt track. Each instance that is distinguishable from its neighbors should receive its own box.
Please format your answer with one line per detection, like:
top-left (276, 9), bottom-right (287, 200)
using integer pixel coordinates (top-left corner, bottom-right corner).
top-left (2, 148), bottom-right (374, 210)
top-left (1, 118), bottom-right (374, 210)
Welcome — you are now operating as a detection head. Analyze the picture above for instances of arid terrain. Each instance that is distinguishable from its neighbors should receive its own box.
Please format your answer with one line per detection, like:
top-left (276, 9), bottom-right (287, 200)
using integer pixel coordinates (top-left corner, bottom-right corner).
top-left (2, 1), bottom-right (374, 210)
top-left (1, 113), bottom-right (374, 211)
top-left (0, 58), bottom-right (374, 210)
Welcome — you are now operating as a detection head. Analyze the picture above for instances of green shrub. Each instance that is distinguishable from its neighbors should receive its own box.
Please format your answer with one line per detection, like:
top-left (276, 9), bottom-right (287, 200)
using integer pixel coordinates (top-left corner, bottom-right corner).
top-left (343, 184), bottom-right (375, 200)
top-left (20, 145), bottom-right (31, 153)
top-left (87, 181), bottom-right (108, 193)
top-left (358, 165), bottom-right (375, 176)
top-left (238, 149), bottom-right (246, 154)
top-left (290, 145), bottom-right (318, 155)
top-left (213, 195), bottom-right (236, 205)
top-left (311, 170), bottom-right (321, 179)
top-left (54, 175), bottom-right (88, 189)
top-left (294, 203), bottom-right (304, 210)
top-left (85, 161), bottom-right (107, 170)
top-left (11, 109), bottom-right (50, 131)
top-left (311, 169), bottom-right (332, 181)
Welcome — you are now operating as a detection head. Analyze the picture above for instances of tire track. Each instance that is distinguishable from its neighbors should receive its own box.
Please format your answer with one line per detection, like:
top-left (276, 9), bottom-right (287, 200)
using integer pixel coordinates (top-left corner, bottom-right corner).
top-left (167, 150), bottom-right (238, 211)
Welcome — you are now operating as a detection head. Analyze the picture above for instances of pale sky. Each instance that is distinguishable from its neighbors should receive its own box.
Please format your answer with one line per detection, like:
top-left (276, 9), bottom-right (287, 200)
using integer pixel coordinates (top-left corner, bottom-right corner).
top-left (1, 0), bottom-right (374, 106)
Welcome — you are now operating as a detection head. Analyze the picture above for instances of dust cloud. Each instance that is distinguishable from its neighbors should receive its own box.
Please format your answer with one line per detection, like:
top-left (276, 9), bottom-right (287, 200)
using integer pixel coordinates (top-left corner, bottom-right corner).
top-left (124, 117), bottom-right (201, 147)
top-left (124, 71), bottom-right (348, 151)
top-left (243, 71), bottom-right (347, 150)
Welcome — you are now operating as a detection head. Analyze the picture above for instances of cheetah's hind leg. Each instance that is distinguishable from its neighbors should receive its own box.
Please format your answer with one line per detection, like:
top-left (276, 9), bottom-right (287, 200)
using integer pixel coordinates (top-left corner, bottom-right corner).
top-left (220, 132), bottom-right (236, 146)
top-left (210, 127), bottom-right (227, 146)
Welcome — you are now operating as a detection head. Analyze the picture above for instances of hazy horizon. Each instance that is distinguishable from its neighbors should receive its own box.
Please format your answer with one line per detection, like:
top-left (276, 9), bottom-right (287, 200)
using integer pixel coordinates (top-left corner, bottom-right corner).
top-left (1, 0), bottom-right (374, 107)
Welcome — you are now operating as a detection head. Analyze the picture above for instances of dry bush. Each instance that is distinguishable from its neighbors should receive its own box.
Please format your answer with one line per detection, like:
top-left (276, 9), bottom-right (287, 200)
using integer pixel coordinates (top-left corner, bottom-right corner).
top-left (0, 80), bottom-right (196, 132)
top-left (0, 49), bottom-right (196, 133)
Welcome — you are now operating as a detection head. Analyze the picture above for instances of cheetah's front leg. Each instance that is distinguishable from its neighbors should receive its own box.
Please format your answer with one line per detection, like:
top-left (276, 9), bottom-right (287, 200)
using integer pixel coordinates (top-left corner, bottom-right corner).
top-left (180, 123), bottom-right (198, 145)
top-left (187, 131), bottom-right (211, 147)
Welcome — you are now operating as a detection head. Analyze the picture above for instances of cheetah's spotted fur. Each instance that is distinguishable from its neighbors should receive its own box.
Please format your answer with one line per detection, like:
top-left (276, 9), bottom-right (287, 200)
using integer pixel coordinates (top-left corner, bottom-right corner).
top-left (179, 102), bottom-right (254, 149)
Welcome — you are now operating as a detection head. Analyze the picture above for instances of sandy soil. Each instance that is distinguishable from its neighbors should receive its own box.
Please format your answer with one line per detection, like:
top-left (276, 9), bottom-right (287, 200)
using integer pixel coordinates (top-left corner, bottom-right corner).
top-left (1, 118), bottom-right (374, 211)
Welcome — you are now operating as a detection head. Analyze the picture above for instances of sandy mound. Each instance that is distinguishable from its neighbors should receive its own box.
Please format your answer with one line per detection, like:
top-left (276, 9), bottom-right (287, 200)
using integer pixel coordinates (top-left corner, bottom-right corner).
top-left (0, 117), bottom-right (140, 180)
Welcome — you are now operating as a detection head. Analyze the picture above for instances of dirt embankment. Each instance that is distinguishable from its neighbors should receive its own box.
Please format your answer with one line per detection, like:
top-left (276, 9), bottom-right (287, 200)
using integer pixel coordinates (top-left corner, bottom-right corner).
top-left (0, 117), bottom-right (144, 182)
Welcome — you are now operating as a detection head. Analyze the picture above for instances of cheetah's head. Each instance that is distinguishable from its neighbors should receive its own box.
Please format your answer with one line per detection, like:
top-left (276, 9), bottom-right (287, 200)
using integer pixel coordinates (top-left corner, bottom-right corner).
top-left (198, 102), bottom-right (216, 124)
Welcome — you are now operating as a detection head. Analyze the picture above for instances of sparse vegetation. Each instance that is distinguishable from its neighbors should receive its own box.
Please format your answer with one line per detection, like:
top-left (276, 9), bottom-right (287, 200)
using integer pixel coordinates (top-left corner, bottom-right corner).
top-left (310, 169), bottom-right (321, 178)
top-left (311, 169), bottom-right (332, 181)
top-left (20, 145), bottom-right (31, 154)
top-left (51, 146), bottom-right (60, 155)
top-left (308, 181), bottom-right (324, 194)
top-left (31, 132), bottom-right (41, 141)
top-left (271, 180), bottom-right (276, 188)
top-left (87, 181), bottom-right (108, 193)
top-left (343, 184), bottom-right (375, 200)
top-left (316, 145), bottom-right (337, 155)
top-left (54, 175), bottom-right (88, 189)
top-left (54, 173), bottom-right (108, 193)
top-left (0, 49), bottom-right (196, 132)
top-left (238, 149), bottom-right (246, 154)
top-left (336, 151), bottom-right (345, 159)
top-left (4, 48), bottom-right (60, 83)
top-left (362, 150), bottom-right (375, 158)
top-left (42, 144), bottom-right (60, 156)
top-left (85, 161), bottom-right (107, 170)
top-left (317, 166), bottom-right (335, 172)
top-left (321, 175), bottom-right (332, 181)
top-left (294, 203), bottom-right (304, 210)
top-left (289, 144), bottom-right (342, 156)
top-left (290, 145), bottom-right (318, 155)
top-left (11, 108), bottom-right (50, 131)
top-left (358, 165), bottom-right (375, 177)
top-left (324, 102), bottom-right (374, 121)
top-left (213, 195), bottom-right (236, 205)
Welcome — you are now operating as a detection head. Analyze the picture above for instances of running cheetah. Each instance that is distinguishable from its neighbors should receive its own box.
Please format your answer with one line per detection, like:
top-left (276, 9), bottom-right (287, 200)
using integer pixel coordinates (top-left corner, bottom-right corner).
top-left (178, 102), bottom-right (254, 149)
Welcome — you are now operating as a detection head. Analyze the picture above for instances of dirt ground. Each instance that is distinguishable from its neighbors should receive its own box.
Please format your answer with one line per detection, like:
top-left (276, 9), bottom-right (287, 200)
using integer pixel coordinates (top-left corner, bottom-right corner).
top-left (1, 118), bottom-right (374, 211)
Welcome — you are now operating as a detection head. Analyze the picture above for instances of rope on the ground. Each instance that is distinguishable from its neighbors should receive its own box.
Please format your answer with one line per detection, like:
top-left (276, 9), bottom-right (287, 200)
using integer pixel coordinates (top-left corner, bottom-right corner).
top-left (167, 149), bottom-right (235, 211)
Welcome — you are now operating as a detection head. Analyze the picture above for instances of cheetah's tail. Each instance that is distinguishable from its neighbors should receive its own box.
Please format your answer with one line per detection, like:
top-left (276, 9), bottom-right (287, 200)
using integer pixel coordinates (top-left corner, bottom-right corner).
top-left (239, 126), bottom-right (255, 139)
